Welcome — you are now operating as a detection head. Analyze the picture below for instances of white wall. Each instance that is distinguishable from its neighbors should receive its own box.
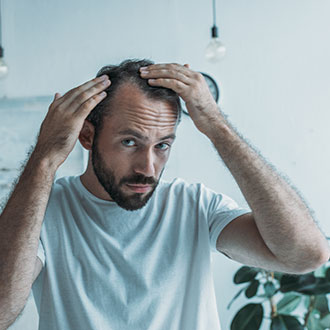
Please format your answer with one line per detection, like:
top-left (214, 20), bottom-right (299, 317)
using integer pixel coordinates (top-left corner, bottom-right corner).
top-left (1, 0), bottom-right (330, 329)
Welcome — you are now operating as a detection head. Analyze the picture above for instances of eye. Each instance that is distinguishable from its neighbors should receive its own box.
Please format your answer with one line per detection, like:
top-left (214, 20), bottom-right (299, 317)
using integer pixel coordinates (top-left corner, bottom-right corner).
top-left (156, 143), bottom-right (170, 151)
top-left (121, 139), bottom-right (136, 147)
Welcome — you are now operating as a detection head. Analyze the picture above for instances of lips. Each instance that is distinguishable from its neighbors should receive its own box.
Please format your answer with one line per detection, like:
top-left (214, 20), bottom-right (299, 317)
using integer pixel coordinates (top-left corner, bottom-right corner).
top-left (125, 184), bottom-right (152, 193)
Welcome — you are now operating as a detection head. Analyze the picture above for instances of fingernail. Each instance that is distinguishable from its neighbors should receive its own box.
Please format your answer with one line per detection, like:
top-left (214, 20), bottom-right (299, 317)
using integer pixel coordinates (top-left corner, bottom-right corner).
top-left (100, 74), bottom-right (109, 80)
top-left (100, 91), bottom-right (107, 97)
top-left (140, 67), bottom-right (148, 71)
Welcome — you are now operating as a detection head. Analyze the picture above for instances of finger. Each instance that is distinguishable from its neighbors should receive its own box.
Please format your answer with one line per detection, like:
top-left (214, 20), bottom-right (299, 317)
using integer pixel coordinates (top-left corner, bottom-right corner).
top-left (140, 63), bottom-right (193, 77)
top-left (140, 67), bottom-right (192, 85)
top-left (147, 78), bottom-right (189, 95)
top-left (140, 63), bottom-right (183, 71)
top-left (140, 64), bottom-right (185, 76)
top-left (65, 75), bottom-right (110, 100)
top-left (66, 75), bottom-right (110, 98)
top-left (54, 93), bottom-right (61, 100)
top-left (59, 76), bottom-right (111, 112)
top-left (50, 75), bottom-right (109, 111)
top-left (77, 91), bottom-right (108, 118)
top-left (49, 92), bottom-right (63, 110)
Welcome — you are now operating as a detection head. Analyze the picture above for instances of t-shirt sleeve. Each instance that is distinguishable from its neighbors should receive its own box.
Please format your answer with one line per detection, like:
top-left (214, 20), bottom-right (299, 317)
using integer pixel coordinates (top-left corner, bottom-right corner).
top-left (37, 239), bottom-right (46, 267)
top-left (202, 185), bottom-right (250, 253)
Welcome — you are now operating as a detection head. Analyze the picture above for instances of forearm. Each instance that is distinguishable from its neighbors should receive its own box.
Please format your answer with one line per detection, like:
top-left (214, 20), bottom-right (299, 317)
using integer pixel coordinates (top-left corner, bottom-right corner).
top-left (138, 62), bottom-right (329, 271)
top-left (0, 150), bottom-right (56, 327)
top-left (204, 109), bottom-right (329, 270)
top-left (0, 75), bottom-right (109, 328)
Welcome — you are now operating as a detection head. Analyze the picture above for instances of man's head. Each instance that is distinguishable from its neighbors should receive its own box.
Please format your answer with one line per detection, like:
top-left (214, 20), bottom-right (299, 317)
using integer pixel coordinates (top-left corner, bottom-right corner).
top-left (80, 59), bottom-right (182, 211)
top-left (86, 59), bottom-right (182, 134)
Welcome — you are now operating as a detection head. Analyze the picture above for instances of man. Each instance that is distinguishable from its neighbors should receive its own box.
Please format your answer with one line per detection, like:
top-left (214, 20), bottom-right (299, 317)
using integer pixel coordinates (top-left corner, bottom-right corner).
top-left (0, 59), bottom-right (328, 330)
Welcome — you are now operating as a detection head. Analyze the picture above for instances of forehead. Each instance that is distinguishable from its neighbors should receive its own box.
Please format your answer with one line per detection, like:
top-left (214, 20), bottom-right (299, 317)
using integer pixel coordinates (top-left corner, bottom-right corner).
top-left (101, 83), bottom-right (178, 140)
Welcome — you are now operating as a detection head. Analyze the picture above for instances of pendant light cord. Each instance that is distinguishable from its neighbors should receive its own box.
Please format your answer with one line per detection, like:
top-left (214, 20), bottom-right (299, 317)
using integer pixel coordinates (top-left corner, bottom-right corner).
top-left (211, 0), bottom-right (218, 38)
top-left (0, 0), bottom-right (3, 48)
top-left (212, 0), bottom-right (217, 27)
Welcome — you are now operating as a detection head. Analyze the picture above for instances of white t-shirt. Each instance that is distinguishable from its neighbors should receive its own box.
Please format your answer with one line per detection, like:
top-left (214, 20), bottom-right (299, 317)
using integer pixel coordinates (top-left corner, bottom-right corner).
top-left (33, 176), bottom-right (249, 330)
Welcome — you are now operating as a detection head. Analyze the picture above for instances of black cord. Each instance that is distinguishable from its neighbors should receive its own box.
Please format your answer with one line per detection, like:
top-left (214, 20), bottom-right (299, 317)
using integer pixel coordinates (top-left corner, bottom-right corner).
top-left (212, 0), bottom-right (216, 27)
top-left (0, 0), bottom-right (2, 46)
top-left (211, 0), bottom-right (219, 38)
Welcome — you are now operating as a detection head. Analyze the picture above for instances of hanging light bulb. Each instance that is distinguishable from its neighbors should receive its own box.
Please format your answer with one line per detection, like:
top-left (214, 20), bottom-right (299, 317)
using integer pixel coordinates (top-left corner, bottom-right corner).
top-left (0, 46), bottom-right (8, 78)
top-left (205, 26), bottom-right (226, 62)
top-left (205, 0), bottom-right (226, 62)
top-left (0, 0), bottom-right (8, 78)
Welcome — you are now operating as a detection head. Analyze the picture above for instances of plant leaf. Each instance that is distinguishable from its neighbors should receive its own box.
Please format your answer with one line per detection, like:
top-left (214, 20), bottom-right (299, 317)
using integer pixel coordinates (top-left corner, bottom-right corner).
top-left (227, 286), bottom-right (247, 310)
top-left (304, 296), bottom-right (311, 309)
top-left (314, 295), bottom-right (329, 317)
top-left (319, 314), bottom-right (330, 328)
top-left (273, 272), bottom-right (283, 281)
top-left (280, 273), bottom-right (314, 293)
top-left (245, 279), bottom-right (260, 299)
top-left (314, 264), bottom-right (327, 278)
top-left (234, 266), bottom-right (259, 284)
top-left (326, 267), bottom-right (330, 281)
top-left (271, 314), bottom-right (304, 330)
top-left (280, 273), bottom-right (330, 295)
top-left (297, 279), bottom-right (330, 295)
top-left (231, 303), bottom-right (263, 330)
top-left (307, 310), bottom-right (323, 330)
top-left (277, 293), bottom-right (302, 314)
top-left (264, 281), bottom-right (277, 297)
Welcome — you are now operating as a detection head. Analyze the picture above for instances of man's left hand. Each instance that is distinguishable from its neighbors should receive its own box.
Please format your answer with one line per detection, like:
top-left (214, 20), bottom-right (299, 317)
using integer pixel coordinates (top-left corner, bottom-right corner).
top-left (140, 63), bottom-right (219, 134)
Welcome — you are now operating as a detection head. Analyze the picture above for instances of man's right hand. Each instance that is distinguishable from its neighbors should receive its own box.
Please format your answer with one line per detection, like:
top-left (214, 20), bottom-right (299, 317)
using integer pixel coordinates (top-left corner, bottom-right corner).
top-left (0, 74), bottom-right (110, 329)
top-left (35, 74), bottom-right (111, 169)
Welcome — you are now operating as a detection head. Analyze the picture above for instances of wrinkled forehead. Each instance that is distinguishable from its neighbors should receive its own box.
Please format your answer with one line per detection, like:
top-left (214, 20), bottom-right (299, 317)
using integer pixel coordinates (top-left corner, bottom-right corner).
top-left (104, 83), bottom-right (178, 137)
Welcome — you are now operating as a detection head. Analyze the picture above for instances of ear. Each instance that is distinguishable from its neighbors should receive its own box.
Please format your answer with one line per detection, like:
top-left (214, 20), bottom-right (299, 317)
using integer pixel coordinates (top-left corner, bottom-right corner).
top-left (79, 120), bottom-right (95, 150)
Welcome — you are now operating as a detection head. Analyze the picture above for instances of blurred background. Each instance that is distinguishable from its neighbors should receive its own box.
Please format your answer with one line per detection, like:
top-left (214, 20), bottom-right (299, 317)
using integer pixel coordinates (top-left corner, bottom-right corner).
top-left (0, 0), bottom-right (329, 329)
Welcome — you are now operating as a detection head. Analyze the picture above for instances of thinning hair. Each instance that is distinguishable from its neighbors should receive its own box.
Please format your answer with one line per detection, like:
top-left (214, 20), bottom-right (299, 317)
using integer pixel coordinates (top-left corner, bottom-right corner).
top-left (86, 59), bottom-right (182, 133)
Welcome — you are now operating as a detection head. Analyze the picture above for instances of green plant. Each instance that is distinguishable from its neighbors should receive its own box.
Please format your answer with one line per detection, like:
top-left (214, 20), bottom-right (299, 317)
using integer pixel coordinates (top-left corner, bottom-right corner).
top-left (228, 263), bottom-right (330, 329)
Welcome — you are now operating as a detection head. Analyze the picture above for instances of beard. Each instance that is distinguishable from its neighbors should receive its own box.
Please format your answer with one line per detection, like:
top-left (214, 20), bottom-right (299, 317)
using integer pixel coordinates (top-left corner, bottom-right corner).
top-left (91, 140), bottom-right (162, 211)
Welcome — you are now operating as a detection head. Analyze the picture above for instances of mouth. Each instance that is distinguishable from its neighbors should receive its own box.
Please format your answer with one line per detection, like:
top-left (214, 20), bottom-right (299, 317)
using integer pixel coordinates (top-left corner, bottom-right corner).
top-left (125, 184), bottom-right (153, 193)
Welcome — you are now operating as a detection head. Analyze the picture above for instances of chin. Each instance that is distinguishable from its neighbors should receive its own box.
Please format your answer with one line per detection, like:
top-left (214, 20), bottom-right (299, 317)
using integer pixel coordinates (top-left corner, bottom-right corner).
top-left (114, 190), bottom-right (155, 211)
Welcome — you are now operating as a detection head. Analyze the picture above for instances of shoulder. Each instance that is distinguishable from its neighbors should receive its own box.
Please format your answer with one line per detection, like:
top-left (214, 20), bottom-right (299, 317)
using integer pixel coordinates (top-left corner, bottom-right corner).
top-left (157, 178), bottom-right (202, 196)
top-left (157, 178), bottom-right (246, 212)
top-left (156, 177), bottom-right (221, 204)
top-left (49, 175), bottom-right (80, 200)
top-left (52, 175), bottom-right (76, 191)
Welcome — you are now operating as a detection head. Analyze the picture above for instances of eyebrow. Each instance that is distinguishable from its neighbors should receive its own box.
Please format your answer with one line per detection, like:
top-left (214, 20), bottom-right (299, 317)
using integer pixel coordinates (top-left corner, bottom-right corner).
top-left (118, 129), bottom-right (176, 141)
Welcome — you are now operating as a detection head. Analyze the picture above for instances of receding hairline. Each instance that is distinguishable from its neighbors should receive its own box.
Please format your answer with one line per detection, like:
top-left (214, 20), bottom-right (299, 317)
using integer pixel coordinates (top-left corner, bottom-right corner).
top-left (87, 59), bottom-right (182, 134)
top-left (99, 80), bottom-right (180, 119)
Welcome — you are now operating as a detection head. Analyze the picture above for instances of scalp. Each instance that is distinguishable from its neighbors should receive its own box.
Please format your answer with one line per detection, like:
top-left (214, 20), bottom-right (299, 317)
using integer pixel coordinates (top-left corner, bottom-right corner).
top-left (109, 83), bottom-right (178, 131)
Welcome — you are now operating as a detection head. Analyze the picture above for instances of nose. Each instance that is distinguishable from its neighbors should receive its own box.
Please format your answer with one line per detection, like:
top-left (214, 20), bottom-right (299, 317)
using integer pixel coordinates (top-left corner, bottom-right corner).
top-left (133, 148), bottom-right (156, 178)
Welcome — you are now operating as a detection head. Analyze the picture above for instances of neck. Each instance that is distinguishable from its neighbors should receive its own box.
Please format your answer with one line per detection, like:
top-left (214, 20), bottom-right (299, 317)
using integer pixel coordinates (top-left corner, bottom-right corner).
top-left (80, 161), bottom-right (113, 201)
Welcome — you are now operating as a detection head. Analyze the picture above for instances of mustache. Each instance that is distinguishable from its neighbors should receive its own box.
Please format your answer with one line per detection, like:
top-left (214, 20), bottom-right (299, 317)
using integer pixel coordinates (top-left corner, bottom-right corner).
top-left (120, 174), bottom-right (157, 185)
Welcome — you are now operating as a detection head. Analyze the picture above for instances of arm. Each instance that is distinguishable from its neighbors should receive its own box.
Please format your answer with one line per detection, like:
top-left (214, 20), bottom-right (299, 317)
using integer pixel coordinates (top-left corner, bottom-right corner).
top-left (139, 63), bottom-right (330, 274)
top-left (0, 75), bottom-right (110, 328)
top-left (208, 112), bottom-right (329, 274)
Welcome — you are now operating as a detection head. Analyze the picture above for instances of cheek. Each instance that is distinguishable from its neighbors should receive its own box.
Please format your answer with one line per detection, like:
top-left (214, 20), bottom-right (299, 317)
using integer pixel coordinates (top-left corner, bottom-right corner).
top-left (159, 152), bottom-right (170, 163)
top-left (155, 152), bottom-right (170, 170)
top-left (98, 145), bottom-right (131, 172)
top-left (111, 155), bottom-right (131, 173)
